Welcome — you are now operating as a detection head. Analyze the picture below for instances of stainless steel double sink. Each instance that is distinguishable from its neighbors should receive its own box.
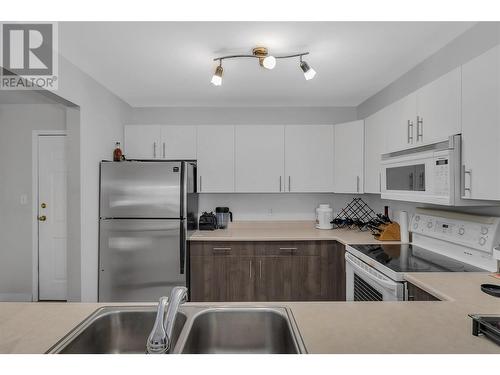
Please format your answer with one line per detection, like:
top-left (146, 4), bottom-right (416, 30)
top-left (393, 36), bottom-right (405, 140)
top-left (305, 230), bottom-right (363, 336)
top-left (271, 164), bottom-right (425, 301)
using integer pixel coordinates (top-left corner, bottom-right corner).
top-left (47, 305), bottom-right (307, 354)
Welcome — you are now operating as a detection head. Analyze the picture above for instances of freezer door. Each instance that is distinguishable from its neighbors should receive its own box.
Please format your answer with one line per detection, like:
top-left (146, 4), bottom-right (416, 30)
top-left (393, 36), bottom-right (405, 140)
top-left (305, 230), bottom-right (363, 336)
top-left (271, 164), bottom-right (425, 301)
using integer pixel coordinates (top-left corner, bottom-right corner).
top-left (99, 219), bottom-right (185, 302)
top-left (100, 161), bottom-right (181, 218)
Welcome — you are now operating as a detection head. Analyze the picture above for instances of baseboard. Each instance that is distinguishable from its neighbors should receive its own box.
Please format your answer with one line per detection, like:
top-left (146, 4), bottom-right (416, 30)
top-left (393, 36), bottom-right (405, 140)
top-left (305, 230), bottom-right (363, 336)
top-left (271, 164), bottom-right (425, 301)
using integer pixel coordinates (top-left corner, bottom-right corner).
top-left (0, 293), bottom-right (33, 302)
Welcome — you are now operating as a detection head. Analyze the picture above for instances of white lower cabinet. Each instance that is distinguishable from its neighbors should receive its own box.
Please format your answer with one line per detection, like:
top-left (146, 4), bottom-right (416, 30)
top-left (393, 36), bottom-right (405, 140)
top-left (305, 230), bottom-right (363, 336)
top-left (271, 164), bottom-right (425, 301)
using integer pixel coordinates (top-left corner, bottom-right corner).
top-left (333, 120), bottom-right (364, 193)
top-left (284, 125), bottom-right (334, 192)
top-left (364, 109), bottom-right (387, 193)
top-left (197, 125), bottom-right (235, 193)
top-left (235, 125), bottom-right (284, 192)
top-left (461, 45), bottom-right (500, 201)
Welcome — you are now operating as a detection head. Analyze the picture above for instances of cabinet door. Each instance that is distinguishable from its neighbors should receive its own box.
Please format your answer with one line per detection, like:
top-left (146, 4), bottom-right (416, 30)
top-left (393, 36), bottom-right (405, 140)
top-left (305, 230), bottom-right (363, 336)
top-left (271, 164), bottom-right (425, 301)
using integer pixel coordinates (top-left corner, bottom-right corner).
top-left (160, 125), bottom-right (197, 159)
top-left (384, 93), bottom-right (417, 152)
top-left (124, 125), bottom-right (161, 159)
top-left (235, 125), bottom-right (284, 192)
top-left (462, 45), bottom-right (500, 200)
top-left (333, 120), bottom-right (364, 193)
top-left (189, 255), bottom-right (227, 301)
top-left (407, 282), bottom-right (439, 301)
top-left (364, 109), bottom-right (387, 193)
top-left (255, 256), bottom-right (292, 301)
top-left (284, 125), bottom-right (334, 192)
top-left (416, 67), bottom-right (461, 144)
top-left (196, 125), bottom-right (235, 192)
top-left (290, 255), bottom-right (322, 301)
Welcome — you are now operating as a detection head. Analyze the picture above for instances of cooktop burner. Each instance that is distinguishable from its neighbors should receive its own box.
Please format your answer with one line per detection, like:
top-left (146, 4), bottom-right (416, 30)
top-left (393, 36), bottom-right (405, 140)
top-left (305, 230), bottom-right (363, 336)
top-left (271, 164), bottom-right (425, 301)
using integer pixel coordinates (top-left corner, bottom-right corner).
top-left (347, 244), bottom-right (485, 274)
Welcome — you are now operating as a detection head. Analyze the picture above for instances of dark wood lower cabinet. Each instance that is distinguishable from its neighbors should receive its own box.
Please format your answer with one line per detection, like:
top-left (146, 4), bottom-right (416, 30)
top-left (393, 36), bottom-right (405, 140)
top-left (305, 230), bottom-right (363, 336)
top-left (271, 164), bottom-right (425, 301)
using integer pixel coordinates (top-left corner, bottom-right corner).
top-left (407, 282), bottom-right (440, 301)
top-left (189, 240), bottom-right (345, 302)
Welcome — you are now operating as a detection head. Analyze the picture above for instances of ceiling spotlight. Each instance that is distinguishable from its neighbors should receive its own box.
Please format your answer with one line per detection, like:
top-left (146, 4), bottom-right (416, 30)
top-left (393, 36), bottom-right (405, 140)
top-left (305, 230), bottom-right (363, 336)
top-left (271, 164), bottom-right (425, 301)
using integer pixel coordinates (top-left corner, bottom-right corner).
top-left (211, 65), bottom-right (223, 86)
top-left (300, 60), bottom-right (316, 80)
top-left (262, 56), bottom-right (276, 70)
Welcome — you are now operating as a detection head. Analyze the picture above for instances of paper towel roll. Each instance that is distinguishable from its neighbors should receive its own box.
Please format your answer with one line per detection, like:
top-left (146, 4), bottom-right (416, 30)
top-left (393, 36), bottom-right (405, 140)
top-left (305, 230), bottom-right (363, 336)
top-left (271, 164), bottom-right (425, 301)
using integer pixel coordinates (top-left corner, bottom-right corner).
top-left (399, 211), bottom-right (409, 243)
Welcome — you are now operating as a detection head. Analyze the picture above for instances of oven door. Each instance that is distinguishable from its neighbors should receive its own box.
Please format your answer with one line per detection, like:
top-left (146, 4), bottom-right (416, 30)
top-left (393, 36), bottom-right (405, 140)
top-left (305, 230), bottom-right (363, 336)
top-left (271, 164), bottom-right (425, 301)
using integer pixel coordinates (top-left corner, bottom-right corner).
top-left (345, 252), bottom-right (405, 301)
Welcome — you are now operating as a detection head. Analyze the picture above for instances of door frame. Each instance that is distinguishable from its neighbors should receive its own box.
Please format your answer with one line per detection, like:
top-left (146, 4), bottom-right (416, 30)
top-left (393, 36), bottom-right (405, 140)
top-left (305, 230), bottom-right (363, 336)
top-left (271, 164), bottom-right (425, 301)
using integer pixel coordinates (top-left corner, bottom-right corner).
top-left (32, 130), bottom-right (67, 302)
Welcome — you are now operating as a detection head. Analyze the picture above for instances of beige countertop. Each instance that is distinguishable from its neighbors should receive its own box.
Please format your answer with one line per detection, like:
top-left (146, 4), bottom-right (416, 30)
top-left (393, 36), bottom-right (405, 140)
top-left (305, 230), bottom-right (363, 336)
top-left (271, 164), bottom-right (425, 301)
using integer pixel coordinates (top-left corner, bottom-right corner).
top-left (189, 221), bottom-right (395, 244)
top-left (1, 273), bottom-right (499, 354)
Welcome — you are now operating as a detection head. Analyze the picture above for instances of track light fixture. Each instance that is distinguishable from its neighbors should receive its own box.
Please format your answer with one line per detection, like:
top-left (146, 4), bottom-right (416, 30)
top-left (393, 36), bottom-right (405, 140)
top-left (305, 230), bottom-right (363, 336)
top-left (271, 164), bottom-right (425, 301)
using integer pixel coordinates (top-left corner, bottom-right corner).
top-left (211, 46), bottom-right (316, 86)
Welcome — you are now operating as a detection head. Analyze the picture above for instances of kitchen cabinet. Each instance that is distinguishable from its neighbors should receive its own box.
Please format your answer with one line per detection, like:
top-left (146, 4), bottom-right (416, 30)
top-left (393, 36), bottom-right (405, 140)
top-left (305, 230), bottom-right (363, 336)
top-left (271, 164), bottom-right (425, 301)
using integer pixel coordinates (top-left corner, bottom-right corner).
top-left (407, 282), bottom-right (439, 301)
top-left (189, 240), bottom-right (345, 302)
top-left (333, 120), bottom-right (364, 193)
top-left (364, 108), bottom-right (387, 193)
top-left (461, 45), bottom-right (500, 201)
top-left (415, 67), bottom-right (461, 144)
top-left (196, 125), bottom-right (235, 193)
top-left (235, 125), bottom-right (285, 192)
top-left (124, 124), bottom-right (161, 159)
top-left (384, 93), bottom-right (417, 152)
top-left (124, 125), bottom-right (196, 159)
top-left (284, 125), bottom-right (335, 192)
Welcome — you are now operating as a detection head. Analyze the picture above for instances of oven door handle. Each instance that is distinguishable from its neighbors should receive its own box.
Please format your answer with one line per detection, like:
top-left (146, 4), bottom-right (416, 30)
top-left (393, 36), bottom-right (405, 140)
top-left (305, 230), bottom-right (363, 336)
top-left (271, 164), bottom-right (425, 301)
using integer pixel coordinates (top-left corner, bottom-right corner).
top-left (345, 255), bottom-right (398, 291)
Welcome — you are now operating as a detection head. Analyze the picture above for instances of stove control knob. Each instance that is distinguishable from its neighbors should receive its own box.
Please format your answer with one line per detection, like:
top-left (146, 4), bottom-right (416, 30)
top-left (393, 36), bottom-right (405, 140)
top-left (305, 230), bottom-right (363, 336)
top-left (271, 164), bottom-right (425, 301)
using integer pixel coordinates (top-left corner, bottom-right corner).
top-left (427, 221), bottom-right (433, 229)
top-left (479, 237), bottom-right (487, 246)
top-left (458, 227), bottom-right (465, 235)
top-left (481, 227), bottom-right (489, 235)
top-left (414, 215), bottom-right (420, 222)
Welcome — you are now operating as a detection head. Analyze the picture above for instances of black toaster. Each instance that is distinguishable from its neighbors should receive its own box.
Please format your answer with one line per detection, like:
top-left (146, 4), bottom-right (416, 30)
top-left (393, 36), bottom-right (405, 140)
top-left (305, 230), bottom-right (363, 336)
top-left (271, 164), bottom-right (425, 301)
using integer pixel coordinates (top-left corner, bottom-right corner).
top-left (199, 212), bottom-right (217, 231)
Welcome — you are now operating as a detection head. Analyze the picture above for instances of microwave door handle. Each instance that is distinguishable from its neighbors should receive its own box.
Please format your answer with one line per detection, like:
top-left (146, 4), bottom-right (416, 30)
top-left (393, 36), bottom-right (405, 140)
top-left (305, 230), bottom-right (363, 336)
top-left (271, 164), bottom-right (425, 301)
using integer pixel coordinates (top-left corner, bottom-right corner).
top-left (345, 255), bottom-right (398, 291)
top-left (409, 172), bottom-right (414, 190)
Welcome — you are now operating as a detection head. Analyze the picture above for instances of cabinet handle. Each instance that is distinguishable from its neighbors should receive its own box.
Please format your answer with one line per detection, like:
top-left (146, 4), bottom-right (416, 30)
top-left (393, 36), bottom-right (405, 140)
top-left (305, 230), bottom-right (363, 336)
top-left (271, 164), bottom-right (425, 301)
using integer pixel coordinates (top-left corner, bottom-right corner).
top-left (199, 175), bottom-right (202, 192)
top-left (259, 259), bottom-right (262, 279)
top-left (417, 116), bottom-right (424, 142)
top-left (280, 247), bottom-right (297, 254)
top-left (356, 176), bottom-right (360, 193)
top-left (463, 167), bottom-right (472, 196)
top-left (162, 142), bottom-right (166, 158)
top-left (288, 176), bottom-right (291, 192)
top-left (249, 260), bottom-right (252, 280)
top-left (153, 142), bottom-right (157, 158)
top-left (407, 120), bottom-right (414, 144)
top-left (212, 247), bottom-right (231, 254)
top-left (279, 176), bottom-right (282, 192)
top-left (379, 172), bottom-right (382, 192)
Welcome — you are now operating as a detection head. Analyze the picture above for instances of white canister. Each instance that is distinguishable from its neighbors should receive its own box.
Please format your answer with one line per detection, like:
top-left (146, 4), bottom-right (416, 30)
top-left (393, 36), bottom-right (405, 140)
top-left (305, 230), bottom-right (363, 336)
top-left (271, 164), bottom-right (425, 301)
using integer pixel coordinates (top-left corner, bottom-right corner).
top-left (316, 204), bottom-right (333, 230)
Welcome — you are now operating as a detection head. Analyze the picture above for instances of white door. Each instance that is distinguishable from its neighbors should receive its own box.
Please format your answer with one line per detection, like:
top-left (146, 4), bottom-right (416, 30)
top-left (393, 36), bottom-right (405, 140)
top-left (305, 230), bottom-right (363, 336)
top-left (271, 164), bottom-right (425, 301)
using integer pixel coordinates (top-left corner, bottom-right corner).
top-left (334, 120), bottom-right (364, 193)
top-left (364, 109), bottom-right (387, 193)
top-left (416, 67), bottom-right (461, 144)
top-left (38, 135), bottom-right (67, 300)
top-left (235, 125), bottom-right (284, 192)
top-left (160, 125), bottom-right (197, 159)
top-left (461, 45), bottom-right (500, 200)
top-left (284, 125), bottom-right (334, 192)
top-left (124, 125), bottom-right (161, 159)
top-left (197, 125), bottom-right (235, 192)
top-left (385, 93), bottom-right (417, 152)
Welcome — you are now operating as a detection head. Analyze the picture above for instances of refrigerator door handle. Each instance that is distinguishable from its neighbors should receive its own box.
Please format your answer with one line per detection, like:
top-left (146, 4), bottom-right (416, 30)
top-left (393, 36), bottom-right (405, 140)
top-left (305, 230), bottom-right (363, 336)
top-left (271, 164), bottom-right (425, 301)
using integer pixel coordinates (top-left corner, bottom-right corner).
top-left (180, 221), bottom-right (186, 275)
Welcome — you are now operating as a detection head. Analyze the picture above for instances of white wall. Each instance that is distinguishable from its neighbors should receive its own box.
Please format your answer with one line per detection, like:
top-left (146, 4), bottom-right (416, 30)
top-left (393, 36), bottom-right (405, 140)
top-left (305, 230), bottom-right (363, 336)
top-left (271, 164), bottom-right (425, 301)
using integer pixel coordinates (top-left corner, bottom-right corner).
top-left (0, 102), bottom-right (66, 301)
top-left (128, 106), bottom-right (357, 126)
top-left (55, 55), bottom-right (132, 302)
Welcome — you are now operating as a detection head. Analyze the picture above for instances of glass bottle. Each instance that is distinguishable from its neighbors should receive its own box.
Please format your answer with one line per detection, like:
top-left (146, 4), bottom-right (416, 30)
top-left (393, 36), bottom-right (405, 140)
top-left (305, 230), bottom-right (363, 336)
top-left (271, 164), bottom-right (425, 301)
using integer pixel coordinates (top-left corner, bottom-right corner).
top-left (113, 142), bottom-right (123, 162)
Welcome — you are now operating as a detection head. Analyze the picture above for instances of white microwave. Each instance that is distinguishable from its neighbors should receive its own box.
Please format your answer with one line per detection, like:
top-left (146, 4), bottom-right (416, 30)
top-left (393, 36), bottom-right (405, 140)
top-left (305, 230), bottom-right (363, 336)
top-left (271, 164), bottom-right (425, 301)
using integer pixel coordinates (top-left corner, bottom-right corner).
top-left (381, 135), bottom-right (474, 206)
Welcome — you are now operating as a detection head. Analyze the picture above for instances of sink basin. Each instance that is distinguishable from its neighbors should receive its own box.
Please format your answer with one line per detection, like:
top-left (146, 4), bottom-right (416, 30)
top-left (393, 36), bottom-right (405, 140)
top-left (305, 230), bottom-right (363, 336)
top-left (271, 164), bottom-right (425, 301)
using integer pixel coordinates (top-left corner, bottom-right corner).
top-left (180, 308), bottom-right (303, 354)
top-left (48, 305), bottom-right (305, 354)
top-left (48, 307), bottom-right (186, 354)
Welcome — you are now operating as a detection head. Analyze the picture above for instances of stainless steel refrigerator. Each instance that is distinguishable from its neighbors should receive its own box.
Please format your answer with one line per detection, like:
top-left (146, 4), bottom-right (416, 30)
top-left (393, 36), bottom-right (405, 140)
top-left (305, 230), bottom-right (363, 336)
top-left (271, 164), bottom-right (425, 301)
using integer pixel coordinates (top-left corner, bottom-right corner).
top-left (98, 161), bottom-right (198, 302)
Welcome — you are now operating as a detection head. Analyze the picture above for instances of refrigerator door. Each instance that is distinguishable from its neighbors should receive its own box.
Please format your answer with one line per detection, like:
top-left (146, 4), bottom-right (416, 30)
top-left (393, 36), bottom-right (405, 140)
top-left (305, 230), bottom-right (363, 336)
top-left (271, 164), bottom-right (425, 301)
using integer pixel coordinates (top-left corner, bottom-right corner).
top-left (100, 161), bottom-right (181, 219)
top-left (99, 219), bottom-right (184, 302)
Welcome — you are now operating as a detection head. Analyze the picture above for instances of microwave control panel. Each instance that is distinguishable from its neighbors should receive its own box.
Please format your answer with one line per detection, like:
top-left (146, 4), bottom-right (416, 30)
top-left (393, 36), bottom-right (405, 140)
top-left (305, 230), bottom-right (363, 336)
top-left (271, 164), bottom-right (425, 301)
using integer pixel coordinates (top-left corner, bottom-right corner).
top-left (411, 212), bottom-right (500, 254)
top-left (433, 153), bottom-right (450, 196)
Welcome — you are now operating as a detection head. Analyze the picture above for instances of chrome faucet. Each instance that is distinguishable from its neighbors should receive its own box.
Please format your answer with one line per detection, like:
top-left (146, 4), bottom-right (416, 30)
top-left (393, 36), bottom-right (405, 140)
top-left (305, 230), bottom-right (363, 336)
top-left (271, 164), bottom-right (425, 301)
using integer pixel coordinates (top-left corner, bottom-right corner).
top-left (146, 286), bottom-right (188, 354)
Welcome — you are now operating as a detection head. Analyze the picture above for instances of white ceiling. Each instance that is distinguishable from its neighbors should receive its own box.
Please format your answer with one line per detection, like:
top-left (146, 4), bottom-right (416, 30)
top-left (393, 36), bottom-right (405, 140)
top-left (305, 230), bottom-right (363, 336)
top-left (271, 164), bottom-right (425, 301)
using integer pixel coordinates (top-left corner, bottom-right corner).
top-left (58, 22), bottom-right (474, 107)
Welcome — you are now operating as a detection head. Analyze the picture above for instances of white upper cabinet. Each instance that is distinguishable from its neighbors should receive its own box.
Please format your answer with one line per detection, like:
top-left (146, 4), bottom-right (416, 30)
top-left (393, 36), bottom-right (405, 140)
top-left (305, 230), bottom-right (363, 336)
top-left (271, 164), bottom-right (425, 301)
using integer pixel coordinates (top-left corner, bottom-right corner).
top-left (284, 125), bottom-right (334, 192)
top-left (235, 125), bottom-right (285, 192)
top-left (415, 67), bottom-right (461, 144)
top-left (384, 93), bottom-right (417, 152)
top-left (197, 125), bottom-right (235, 193)
top-left (461, 45), bottom-right (500, 201)
top-left (334, 120), bottom-right (364, 193)
top-left (124, 125), bottom-right (196, 160)
top-left (124, 124), bottom-right (161, 159)
top-left (160, 125), bottom-right (197, 159)
top-left (364, 110), bottom-right (387, 193)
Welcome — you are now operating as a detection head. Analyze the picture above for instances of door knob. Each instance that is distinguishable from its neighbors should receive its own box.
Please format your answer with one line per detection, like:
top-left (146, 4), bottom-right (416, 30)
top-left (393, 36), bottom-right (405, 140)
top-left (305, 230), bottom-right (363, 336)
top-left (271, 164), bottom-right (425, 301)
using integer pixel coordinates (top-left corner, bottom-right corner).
top-left (38, 215), bottom-right (47, 221)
